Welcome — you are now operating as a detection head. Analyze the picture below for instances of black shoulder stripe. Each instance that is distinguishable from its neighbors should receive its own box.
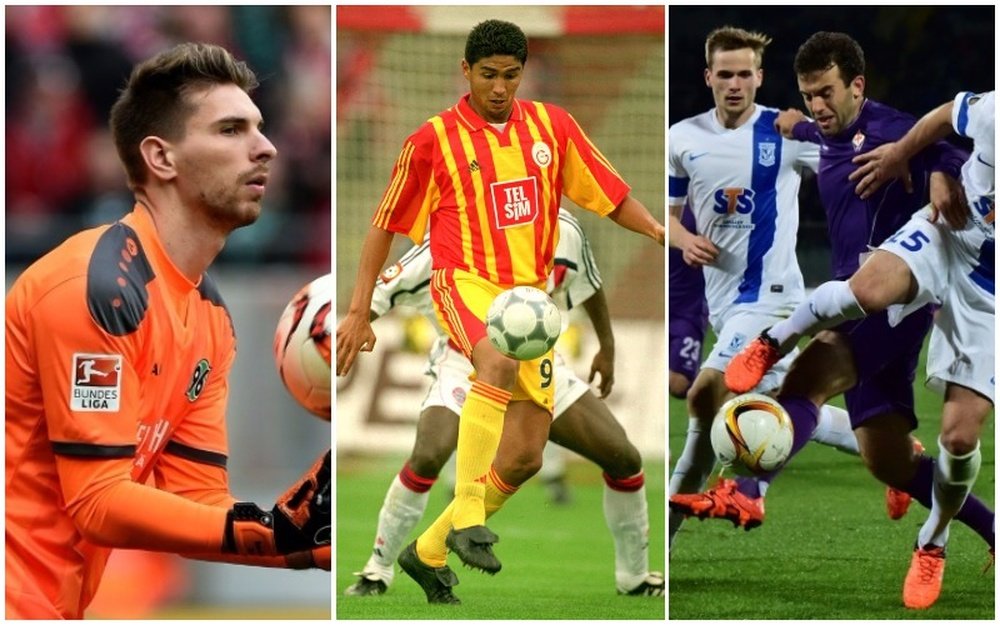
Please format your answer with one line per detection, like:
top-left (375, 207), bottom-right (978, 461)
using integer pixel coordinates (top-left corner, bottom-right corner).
top-left (52, 442), bottom-right (136, 458)
top-left (197, 273), bottom-right (235, 339)
top-left (87, 224), bottom-right (155, 336)
top-left (196, 272), bottom-right (225, 306)
top-left (164, 440), bottom-right (228, 469)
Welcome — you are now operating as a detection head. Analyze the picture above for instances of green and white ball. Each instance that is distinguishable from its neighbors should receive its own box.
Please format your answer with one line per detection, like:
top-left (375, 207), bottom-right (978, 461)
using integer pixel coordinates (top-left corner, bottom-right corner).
top-left (486, 286), bottom-right (561, 361)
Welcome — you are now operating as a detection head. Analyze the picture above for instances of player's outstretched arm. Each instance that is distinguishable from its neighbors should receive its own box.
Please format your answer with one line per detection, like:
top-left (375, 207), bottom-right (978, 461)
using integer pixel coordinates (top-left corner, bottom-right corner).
top-left (56, 450), bottom-right (330, 561)
top-left (580, 287), bottom-right (615, 398)
top-left (336, 226), bottom-right (395, 376)
top-left (608, 195), bottom-right (665, 246)
top-left (850, 100), bottom-right (955, 198)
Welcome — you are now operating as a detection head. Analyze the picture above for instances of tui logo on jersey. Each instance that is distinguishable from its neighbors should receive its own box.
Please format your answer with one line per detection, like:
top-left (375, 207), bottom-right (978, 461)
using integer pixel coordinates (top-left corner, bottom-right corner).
top-left (490, 177), bottom-right (539, 229)
top-left (712, 187), bottom-right (756, 215)
top-left (185, 359), bottom-right (212, 402)
top-left (71, 353), bottom-right (122, 412)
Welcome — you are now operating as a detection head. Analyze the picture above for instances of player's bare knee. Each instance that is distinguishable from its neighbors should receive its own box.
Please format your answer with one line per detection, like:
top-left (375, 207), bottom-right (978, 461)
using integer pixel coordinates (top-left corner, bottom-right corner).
top-left (669, 372), bottom-right (692, 399)
top-left (408, 446), bottom-right (449, 478)
top-left (848, 251), bottom-right (914, 312)
top-left (473, 351), bottom-right (519, 390)
top-left (609, 444), bottom-right (643, 478)
top-left (939, 428), bottom-right (979, 457)
top-left (498, 450), bottom-right (543, 484)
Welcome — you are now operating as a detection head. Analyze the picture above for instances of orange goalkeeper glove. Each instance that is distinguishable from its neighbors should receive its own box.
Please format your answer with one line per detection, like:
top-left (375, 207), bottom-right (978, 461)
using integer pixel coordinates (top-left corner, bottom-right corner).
top-left (222, 449), bottom-right (331, 556)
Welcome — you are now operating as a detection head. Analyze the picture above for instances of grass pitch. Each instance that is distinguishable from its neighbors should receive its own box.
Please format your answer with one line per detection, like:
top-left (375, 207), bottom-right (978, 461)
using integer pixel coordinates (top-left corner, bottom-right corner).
top-left (336, 455), bottom-right (665, 619)
top-left (668, 334), bottom-right (995, 619)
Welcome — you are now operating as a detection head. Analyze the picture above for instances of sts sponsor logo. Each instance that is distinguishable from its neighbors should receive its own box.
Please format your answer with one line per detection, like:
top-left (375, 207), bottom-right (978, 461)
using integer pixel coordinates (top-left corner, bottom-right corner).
top-left (71, 353), bottom-right (122, 411)
top-left (713, 188), bottom-right (756, 215)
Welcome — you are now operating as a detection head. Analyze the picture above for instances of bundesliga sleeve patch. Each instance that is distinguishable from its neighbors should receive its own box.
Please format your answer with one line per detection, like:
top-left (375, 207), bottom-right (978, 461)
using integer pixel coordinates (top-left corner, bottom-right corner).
top-left (70, 353), bottom-right (123, 411)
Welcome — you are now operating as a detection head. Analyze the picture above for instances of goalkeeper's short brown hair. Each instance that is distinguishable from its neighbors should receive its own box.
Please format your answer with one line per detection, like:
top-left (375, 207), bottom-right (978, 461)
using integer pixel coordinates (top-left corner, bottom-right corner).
top-left (704, 26), bottom-right (773, 69)
top-left (110, 42), bottom-right (259, 189)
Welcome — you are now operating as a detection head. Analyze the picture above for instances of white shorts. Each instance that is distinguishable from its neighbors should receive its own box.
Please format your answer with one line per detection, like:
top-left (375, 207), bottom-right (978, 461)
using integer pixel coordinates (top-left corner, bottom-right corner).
top-left (702, 308), bottom-right (798, 393)
top-left (879, 206), bottom-right (995, 402)
top-left (420, 340), bottom-right (590, 420)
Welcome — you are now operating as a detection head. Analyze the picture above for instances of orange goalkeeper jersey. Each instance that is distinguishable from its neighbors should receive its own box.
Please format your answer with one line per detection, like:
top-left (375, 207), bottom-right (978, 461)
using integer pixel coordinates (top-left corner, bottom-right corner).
top-left (5, 204), bottom-right (240, 618)
top-left (373, 94), bottom-right (630, 287)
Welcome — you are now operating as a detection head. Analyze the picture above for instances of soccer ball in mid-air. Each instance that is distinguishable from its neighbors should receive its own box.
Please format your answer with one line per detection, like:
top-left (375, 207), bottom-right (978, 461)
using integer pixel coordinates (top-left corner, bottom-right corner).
top-left (486, 286), bottom-right (561, 361)
top-left (710, 393), bottom-right (794, 476)
top-left (273, 274), bottom-right (331, 420)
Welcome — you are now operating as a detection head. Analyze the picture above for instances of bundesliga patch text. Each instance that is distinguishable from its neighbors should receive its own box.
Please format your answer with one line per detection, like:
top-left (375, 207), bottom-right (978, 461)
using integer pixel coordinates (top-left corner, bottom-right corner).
top-left (70, 353), bottom-right (123, 411)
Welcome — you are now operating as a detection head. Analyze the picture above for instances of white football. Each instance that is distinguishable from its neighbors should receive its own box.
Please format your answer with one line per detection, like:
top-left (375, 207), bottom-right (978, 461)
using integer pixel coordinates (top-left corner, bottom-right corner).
top-left (486, 286), bottom-right (561, 361)
top-left (273, 274), bottom-right (331, 420)
top-left (710, 393), bottom-right (794, 476)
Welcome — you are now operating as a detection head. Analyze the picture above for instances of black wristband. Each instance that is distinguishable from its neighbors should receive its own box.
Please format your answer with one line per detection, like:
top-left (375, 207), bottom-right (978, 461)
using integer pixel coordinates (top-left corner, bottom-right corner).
top-left (223, 502), bottom-right (273, 553)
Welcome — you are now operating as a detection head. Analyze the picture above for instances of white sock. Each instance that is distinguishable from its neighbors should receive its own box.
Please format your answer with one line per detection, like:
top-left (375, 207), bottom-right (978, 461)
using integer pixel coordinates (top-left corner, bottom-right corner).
top-left (363, 474), bottom-right (430, 583)
top-left (769, 281), bottom-right (865, 351)
top-left (604, 480), bottom-right (649, 592)
top-left (918, 437), bottom-right (982, 548)
top-left (668, 417), bottom-right (716, 547)
top-left (539, 442), bottom-right (567, 481)
top-left (811, 404), bottom-right (859, 455)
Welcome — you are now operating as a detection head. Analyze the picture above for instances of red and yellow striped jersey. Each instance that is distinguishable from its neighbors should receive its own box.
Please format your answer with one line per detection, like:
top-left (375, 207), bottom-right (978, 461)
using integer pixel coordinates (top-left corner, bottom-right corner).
top-left (373, 94), bottom-right (630, 286)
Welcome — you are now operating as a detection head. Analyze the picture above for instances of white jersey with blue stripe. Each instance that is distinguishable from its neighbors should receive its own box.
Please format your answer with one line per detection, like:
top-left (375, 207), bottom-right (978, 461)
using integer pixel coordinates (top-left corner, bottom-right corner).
top-left (371, 208), bottom-right (602, 331)
top-left (951, 91), bottom-right (995, 241)
top-left (669, 105), bottom-right (819, 327)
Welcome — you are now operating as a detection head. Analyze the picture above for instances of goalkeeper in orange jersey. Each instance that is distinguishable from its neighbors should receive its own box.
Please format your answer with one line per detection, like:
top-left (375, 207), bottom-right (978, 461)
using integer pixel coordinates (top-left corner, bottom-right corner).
top-left (337, 19), bottom-right (664, 604)
top-left (5, 43), bottom-right (330, 620)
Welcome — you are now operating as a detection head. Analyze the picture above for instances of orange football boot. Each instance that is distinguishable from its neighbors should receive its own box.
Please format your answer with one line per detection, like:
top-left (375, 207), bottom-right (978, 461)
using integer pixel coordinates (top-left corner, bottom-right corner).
top-left (725, 330), bottom-right (783, 394)
top-left (669, 478), bottom-right (765, 531)
top-left (902, 544), bottom-right (946, 609)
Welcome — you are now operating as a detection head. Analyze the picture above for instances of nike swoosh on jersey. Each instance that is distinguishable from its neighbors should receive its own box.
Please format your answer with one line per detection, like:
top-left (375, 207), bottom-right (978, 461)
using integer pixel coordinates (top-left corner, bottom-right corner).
top-left (689, 152), bottom-right (709, 161)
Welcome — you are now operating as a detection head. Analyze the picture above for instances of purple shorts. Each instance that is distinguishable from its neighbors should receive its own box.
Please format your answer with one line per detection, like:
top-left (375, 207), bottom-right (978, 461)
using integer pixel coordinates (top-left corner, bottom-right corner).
top-left (669, 311), bottom-right (708, 383)
top-left (837, 305), bottom-right (934, 430)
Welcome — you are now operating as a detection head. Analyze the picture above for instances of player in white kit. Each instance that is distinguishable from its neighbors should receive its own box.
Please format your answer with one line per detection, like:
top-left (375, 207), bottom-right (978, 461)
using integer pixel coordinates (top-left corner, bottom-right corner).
top-left (667, 27), bottom-right (895, 547)
top-left (344, 208), bottom-right (664, 598)
top-left (730, 90), bottom-right (994, 608)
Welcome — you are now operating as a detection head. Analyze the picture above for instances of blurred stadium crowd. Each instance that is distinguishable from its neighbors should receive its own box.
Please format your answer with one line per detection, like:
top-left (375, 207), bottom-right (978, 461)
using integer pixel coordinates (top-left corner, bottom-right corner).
top-left (6, 5), bottom-right (331, 270)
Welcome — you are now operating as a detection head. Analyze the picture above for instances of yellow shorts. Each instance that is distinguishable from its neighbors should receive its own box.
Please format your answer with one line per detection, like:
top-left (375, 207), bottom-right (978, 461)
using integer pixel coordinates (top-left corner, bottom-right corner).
top-left (430, 268), bottom-right (554, 412)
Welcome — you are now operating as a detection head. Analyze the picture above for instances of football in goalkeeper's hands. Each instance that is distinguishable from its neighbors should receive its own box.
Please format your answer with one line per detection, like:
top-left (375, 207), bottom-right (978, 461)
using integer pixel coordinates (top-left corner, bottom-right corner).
top-left (273, 274), bottom-right (331, 420)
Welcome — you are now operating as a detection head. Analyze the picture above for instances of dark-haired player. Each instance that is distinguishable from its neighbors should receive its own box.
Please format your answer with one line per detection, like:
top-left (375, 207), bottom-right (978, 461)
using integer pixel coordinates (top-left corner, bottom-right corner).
top-left (720, 32), bottom-right (993, 605)
top-left (345, 209), bottom-right (663, 599)
top-left (336, 19), bottom-right (664, 603)
top-left (6, 43), bottom-right (330, 619)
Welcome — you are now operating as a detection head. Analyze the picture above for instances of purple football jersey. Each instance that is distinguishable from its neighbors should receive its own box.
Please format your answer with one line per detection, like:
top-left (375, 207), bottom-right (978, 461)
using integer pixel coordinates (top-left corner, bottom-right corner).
top-left (792, 99), bottom-right (966, 279)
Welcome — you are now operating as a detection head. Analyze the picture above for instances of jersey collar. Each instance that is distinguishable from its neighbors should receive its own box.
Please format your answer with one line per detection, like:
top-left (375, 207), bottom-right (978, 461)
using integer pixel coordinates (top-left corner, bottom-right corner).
top-left (123, 203), bottom-right (200, 295)
top-left (454, 93), bottom-right (524, 132)
top-left (709, 103), bottom-right (762, 132)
